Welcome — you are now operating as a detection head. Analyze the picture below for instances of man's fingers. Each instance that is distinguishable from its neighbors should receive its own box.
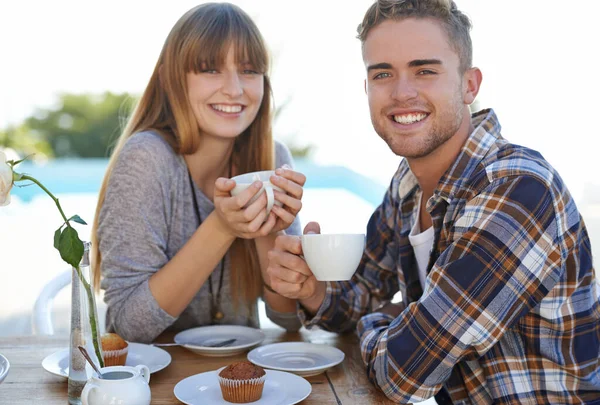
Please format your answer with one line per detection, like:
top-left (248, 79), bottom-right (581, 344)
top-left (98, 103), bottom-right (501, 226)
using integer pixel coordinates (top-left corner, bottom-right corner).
top-left (274, 234), bottom-right (303, 255)
top-left (303, 221), bottom-right (321, 235)
top-left (268, 264), bottom-right (309, 284)
top-left (267, 249), bottom-right (312, 276)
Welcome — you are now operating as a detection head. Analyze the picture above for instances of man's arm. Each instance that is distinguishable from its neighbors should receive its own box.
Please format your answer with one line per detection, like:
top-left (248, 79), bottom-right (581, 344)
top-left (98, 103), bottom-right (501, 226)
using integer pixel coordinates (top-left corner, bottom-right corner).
top-left (298, 179), bottom-right (402, 332)
top-left (358, 175), bottom-right (563, 403)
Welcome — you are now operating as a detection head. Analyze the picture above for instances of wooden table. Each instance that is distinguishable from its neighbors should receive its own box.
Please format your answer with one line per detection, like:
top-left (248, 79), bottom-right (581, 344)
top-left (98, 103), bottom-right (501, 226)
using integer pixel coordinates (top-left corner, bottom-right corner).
top-left (0, 329), bottom-right (396, 404)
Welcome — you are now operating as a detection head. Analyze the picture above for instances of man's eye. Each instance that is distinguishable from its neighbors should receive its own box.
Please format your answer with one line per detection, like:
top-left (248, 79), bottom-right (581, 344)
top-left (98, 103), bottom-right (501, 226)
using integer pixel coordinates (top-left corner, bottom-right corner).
top-left (373, 72), bottom-right (391, 80)
top-left (418, 69), bottom-right (436, 75)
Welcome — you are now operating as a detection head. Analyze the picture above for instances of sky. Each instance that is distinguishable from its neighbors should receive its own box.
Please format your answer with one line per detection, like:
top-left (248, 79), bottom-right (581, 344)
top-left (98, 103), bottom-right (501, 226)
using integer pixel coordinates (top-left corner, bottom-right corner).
top-left (1, 0), bottom-right (599, 201)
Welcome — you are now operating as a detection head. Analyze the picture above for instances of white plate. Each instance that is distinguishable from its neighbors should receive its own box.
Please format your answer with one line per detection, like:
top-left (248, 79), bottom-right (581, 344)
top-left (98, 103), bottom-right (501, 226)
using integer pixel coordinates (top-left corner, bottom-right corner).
top-left (174, 325), bottom-right (265, 357)
top-left (247, 342), bottom-right (345, 377)
top-left (0, 353), bottom-right (9, 384)
top-left (174, 368), bottom-right (311, 405)
top-left (42, 342), bottom-right (171, 378)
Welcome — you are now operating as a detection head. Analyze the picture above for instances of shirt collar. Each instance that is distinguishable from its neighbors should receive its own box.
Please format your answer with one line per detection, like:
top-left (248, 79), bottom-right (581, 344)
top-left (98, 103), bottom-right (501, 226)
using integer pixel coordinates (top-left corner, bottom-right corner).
top-left (396, 109), bottom-right (503, 203)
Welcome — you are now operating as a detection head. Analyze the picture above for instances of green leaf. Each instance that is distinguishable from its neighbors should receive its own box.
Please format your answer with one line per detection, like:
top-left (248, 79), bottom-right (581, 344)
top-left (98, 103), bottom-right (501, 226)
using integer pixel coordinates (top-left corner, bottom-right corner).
top-left (53, 228), bottom-right (62, 250)
top-left (57, 227), bottom-right (84, 268)
top-left (68, 215), bottom-right (88, 225)
top-left (10, 154), bottom-right (33, 166)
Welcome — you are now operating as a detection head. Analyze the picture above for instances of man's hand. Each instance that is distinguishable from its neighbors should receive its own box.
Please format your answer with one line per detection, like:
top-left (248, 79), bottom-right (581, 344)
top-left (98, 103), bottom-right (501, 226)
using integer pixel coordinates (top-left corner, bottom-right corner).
top-left (266, 222), bottom-right (326, 312)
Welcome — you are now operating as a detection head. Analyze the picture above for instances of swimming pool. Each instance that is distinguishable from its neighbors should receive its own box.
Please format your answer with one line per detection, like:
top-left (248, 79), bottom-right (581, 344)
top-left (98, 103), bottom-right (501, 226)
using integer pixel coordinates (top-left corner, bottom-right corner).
top-left (11, 158), bottom-right (386, 207)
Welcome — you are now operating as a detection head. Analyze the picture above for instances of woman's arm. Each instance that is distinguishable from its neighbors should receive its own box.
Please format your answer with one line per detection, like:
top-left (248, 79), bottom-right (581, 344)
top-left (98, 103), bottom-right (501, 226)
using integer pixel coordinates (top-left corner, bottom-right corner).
top-left (148, 211), bottom-right (235, 317)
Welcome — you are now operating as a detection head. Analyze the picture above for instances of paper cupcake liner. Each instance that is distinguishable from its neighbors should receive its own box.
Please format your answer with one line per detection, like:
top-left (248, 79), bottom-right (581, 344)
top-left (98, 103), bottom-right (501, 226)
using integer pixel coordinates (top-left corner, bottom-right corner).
top-left (218, 374), bottom-right (266, 403)
top-left (103, 346), bottom-right (128, 366)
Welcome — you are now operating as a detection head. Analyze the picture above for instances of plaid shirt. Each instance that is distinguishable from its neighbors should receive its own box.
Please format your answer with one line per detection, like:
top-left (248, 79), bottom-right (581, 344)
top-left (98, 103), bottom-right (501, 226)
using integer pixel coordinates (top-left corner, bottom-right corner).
top-left (302, 109), bottom-right (600, 404)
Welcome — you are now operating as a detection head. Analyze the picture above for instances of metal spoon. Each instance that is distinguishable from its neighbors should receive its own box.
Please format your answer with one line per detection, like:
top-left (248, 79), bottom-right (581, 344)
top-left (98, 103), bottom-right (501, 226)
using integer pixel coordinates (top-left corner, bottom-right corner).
top-left (152, 338), bottom-right (237, 348)
top-left (78, 346), bottom-right (104, 379)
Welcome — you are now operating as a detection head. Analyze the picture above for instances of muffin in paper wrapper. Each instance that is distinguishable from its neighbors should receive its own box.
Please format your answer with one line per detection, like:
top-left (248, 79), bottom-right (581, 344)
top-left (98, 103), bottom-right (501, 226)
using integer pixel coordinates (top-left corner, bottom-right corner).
top-left (218, 372), bottom-right (266, 403)
top-left (102, 346), bottom-right (128, 366)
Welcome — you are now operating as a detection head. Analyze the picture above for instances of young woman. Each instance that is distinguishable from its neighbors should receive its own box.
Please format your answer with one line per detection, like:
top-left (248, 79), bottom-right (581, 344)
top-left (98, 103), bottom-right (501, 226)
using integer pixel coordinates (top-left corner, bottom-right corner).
top-left (91, 3), bottom-right (305, 343)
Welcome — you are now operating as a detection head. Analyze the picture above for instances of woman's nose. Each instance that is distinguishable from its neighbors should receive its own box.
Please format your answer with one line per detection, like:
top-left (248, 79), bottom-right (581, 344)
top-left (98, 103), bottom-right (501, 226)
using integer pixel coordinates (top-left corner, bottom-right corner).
top-left (222, 73), bottom-right (243, 98)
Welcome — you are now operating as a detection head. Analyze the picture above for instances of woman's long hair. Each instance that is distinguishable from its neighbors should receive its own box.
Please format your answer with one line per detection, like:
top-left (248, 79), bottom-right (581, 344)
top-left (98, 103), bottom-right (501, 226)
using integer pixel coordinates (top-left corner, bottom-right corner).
top-left (91, 2), bottom-right (274, 309)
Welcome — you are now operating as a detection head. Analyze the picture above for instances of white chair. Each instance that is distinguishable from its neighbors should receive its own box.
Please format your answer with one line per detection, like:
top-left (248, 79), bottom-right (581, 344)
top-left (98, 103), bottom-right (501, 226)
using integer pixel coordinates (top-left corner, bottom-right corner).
top-left (32, 269), bottom-right (107, 335)
top-left (32, 269), bottom-right (72, 335)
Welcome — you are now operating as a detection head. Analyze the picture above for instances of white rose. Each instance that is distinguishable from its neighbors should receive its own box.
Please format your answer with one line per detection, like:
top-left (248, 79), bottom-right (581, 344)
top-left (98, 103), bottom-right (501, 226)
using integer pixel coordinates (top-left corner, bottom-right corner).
top-left (0, 150), bottom-right (13, 206)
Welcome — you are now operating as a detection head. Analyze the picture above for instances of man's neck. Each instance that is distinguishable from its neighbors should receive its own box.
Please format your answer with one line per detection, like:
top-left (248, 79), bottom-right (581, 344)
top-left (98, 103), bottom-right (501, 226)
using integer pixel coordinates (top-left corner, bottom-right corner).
top-left (409, 109), bottom-right (474, 202)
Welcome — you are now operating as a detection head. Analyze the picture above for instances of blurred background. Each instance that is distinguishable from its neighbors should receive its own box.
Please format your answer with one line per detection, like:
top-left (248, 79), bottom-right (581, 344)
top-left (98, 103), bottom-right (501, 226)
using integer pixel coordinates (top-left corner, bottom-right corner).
top-left (1, 0), bottom-right (599, 338)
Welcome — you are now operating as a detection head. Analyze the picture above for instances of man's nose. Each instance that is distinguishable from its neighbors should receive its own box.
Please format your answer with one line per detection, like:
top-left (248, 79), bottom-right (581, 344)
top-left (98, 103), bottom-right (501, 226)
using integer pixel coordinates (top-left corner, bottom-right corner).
top-left (391, 76), bottom-right (418, 102)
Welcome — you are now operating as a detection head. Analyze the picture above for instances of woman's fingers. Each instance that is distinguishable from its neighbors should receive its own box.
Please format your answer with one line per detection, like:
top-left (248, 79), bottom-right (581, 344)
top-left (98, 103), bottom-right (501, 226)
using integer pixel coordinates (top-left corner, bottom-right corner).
top-left (273, 190), bottom-right (302, 213)
top-left (275, 167), bottom-right (306, 187)
top-left (221, 181), bottom-right (263, 212)
top-left (270, 173), bottom-right (304, 200)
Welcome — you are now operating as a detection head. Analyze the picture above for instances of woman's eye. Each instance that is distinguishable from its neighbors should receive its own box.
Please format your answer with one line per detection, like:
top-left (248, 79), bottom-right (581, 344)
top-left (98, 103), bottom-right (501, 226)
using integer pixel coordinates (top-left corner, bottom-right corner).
top-left (243, 69), bottom-right (259, 75)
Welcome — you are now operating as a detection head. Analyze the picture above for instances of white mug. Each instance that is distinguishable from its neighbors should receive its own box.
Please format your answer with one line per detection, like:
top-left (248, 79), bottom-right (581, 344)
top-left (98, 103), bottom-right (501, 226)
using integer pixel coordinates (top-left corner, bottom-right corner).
top-left (81, 365), bottom-right (151, 405)
top-left (301, 234), bottom-right (366, 281)
top-left (230, 170), bottom-right (283, 216)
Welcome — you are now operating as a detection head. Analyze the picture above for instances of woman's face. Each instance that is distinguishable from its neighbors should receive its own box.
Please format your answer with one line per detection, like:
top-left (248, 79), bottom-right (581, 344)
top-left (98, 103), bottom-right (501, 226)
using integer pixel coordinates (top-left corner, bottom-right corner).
top-left (186, 46), bottom-right (264, 141)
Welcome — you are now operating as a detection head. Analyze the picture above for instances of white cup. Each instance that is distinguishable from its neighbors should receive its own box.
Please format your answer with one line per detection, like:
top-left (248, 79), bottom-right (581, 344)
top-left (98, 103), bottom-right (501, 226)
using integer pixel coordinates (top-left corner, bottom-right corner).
top-left (81, 365), bottom-right (151, 405)
top-left (230, 170), bottom-right (283, 216)
top-left (301, 233), bottom-right (366, 281)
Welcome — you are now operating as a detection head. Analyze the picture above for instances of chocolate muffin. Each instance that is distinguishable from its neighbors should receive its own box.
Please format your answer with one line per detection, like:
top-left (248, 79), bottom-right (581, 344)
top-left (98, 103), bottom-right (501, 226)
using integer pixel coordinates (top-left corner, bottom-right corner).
top-left (218, 361), bottom-right (266, 403)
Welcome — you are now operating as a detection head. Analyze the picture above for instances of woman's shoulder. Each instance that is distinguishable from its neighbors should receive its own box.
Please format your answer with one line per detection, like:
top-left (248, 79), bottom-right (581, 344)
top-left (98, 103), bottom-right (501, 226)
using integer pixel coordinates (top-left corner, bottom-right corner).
top-left (114, 130), bottom-right (184, 181)
top-left (121, 131), bottom-right (178, 161)
top-left (274, 140), bottom-right (294, 168)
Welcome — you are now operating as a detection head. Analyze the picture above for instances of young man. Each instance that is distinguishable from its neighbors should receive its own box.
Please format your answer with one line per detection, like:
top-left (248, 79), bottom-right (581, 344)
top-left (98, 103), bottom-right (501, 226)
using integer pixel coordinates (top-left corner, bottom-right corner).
top-left (265, 0), bottom-right (600, 404)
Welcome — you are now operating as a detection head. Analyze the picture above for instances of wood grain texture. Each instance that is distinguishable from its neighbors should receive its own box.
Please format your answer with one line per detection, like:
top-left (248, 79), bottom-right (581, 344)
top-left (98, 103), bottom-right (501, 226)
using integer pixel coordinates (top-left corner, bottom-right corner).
top-left (0, 329), bottom-right (396, 404)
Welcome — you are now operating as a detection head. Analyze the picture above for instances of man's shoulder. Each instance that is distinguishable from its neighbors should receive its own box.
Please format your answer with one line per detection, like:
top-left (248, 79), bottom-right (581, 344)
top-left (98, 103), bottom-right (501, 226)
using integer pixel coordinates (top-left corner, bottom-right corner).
top-left (483, 142), bottom-right (560, 189)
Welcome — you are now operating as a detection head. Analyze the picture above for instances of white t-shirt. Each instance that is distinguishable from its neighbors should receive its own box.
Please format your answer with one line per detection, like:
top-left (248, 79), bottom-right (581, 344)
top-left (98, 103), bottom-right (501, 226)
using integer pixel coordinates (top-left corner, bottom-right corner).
top-left (408, 195), bottom-right (435, 291)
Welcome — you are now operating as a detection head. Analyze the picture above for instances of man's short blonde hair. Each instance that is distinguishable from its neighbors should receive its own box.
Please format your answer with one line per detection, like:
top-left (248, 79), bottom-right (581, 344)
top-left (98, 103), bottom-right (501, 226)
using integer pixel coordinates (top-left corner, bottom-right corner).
top-left (357, 0), bottom-right (473, 73)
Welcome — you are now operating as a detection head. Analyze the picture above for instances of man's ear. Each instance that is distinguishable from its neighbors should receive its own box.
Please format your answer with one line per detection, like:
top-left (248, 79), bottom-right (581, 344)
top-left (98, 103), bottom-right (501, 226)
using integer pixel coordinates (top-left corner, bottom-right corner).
top-left (463, 67), bottom-right (482, 105)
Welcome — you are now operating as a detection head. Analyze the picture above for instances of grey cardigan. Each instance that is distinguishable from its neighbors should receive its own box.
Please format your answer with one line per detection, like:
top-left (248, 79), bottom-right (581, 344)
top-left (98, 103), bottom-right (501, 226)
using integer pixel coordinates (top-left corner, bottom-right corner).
top-left (98, 131), bottom-right (302, 343)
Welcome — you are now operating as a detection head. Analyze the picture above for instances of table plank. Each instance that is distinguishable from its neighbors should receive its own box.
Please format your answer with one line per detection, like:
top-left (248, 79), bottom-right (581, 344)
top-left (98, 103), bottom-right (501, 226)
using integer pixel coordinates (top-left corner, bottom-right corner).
top-left (0, 329), bottom-right (395, 404)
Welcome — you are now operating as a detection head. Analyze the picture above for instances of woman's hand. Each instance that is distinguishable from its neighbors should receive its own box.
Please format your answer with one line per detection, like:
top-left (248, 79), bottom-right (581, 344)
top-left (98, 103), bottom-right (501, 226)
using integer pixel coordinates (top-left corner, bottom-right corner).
top-left (268, 166), bottom-right (306, 233)
top-left (213, 178), bottom-right (277, 239)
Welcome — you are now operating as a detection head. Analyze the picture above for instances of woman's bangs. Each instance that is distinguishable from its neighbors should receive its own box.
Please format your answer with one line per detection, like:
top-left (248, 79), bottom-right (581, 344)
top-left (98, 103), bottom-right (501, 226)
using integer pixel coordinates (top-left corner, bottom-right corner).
top-left (184, 12), bottom-right (267, 74)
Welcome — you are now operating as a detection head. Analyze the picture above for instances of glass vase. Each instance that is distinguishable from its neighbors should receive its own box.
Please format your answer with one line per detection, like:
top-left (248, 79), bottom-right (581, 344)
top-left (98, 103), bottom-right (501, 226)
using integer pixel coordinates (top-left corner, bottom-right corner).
top-left (68, 241), bottom-right (104, 404)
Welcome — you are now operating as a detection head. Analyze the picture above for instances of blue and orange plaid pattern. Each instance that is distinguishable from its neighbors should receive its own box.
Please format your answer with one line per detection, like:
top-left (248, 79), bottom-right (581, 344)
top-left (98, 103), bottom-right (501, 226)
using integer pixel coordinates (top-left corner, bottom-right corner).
top-left (301, 109), bottom-right (600, 404)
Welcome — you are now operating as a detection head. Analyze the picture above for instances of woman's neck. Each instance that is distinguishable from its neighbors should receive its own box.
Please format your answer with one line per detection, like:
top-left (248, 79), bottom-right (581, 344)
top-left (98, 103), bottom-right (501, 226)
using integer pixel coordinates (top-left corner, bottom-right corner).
top-left (185, 136), bottom-right (234, 199)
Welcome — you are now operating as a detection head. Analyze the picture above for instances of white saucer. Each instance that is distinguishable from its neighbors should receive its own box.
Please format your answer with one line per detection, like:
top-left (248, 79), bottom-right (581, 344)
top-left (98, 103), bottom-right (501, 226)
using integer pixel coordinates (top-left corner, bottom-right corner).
top-left (0, 353), bottom-right (9, 384)
top-left (42, 342), bottom-right (171, 378)
top-left (247, 342), bottom-right (345, 377)
top-left (174, 325), bottom-right (265, 357)
top-left (174, 368), bottom-right (311, 405)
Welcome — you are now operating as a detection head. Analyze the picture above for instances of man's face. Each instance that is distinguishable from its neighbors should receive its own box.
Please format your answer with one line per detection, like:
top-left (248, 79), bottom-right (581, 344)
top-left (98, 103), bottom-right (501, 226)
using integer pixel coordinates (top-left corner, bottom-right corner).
top-left (363, 18), bottom-right (470, 159)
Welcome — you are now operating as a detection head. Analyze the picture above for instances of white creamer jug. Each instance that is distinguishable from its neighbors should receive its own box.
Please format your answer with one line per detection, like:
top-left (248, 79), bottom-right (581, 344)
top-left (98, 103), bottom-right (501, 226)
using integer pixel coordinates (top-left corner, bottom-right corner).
top-left (81, 365), bottom-right (151, 405)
